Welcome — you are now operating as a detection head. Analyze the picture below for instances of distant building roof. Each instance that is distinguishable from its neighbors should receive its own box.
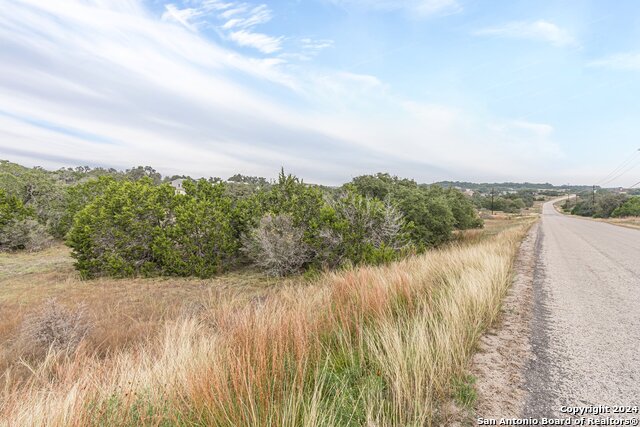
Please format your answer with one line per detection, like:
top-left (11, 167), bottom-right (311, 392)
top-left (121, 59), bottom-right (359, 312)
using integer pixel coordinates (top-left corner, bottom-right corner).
top-left (170, 178), bottom-right (186, 194)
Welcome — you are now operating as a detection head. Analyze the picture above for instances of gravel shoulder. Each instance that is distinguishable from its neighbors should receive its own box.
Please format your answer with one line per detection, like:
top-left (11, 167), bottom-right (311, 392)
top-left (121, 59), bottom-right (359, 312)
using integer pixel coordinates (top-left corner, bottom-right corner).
top-left (470, 222), bottom-right (538, 419)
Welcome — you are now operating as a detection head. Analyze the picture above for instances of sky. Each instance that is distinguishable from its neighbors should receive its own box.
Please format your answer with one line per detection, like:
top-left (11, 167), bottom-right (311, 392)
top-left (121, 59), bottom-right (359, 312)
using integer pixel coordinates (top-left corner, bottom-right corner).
top-left (2, 0), bottom-right (640, 186)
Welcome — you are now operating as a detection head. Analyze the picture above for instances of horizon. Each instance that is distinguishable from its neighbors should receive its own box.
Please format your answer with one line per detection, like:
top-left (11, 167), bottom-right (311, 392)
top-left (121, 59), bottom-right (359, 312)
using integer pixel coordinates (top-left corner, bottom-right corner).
top-left (1, 158), bottom-right (613, 188)
top-left (2, 1), bottom-right (640, 187)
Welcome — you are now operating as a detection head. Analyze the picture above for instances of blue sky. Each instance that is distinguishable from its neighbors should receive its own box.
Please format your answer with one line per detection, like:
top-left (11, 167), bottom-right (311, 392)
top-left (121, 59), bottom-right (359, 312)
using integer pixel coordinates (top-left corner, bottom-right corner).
top-left (2, 0), bottom-right (640, 186)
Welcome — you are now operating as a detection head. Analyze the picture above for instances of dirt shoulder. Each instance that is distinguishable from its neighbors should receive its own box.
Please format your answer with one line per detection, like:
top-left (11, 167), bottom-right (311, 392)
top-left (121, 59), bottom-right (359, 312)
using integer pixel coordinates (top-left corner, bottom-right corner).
top-left (469, 221), bottom-right (539, 420)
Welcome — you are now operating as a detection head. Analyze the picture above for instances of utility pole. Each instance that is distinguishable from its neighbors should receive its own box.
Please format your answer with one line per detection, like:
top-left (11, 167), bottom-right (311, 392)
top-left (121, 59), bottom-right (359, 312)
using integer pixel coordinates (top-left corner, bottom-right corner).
top-left (592, 185), bottom-right (596, 205)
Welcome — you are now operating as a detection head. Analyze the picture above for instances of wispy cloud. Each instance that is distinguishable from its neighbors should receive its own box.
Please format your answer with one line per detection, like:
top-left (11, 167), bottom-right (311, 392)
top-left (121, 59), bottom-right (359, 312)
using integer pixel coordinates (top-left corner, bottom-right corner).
top-left (0, 0), bottom-right (565, 184)
top-left (588, 52), bottom-right (640, 70)
top-left (162, 1), bottom-right (284, 53)
top-left (228, 30), bottom-right (283, 53)
top-left (161, 1), bottom-right (233, 31)
top-left (221, 4), bottom-right (271, 29)
top-left (161, 1), bottom-right (332, 58)
top-left (475, 20), bottom-right (577, 48)
top-left (328, 0), bottom-right (461, 17)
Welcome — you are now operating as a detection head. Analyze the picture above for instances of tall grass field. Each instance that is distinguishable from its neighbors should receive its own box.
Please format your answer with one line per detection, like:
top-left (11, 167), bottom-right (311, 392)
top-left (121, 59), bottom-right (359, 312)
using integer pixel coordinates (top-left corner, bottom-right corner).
top-left (0, 219), bottom-right (532, 426)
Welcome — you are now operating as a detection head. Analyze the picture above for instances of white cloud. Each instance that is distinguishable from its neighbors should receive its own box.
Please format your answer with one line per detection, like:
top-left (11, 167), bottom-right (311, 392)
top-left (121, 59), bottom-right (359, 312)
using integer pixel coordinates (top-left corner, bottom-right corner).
top-left (228, 30), bottom-right (283, 53)
top-left (161, 1), bottom-right (329, 59)
top-left (329, 0), bottom-right (461, 17)
top-left (222, 4), bottom-right (271, 29)
top-left (0, 0), bottom-right (565, 184)
top-left (161, 1), bottom-right (233, 31)
top-left (588, 52), bottom-right (640, 70)
top-left (475, 20), bottom-right (577, 48)
top-left (162, 1), bottom-right (283, 54)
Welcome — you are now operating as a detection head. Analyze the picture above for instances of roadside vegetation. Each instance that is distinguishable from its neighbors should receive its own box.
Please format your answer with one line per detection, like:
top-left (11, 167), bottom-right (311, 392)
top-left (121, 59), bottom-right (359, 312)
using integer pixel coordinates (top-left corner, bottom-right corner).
top-left (561, 189), bottom-right (640, 219)
top-left (1, 161), bottom-right (482, 278)
top-left (0, 216), bottom-right (534, 425)
top-left (1, 159), bottom-right (540, 425)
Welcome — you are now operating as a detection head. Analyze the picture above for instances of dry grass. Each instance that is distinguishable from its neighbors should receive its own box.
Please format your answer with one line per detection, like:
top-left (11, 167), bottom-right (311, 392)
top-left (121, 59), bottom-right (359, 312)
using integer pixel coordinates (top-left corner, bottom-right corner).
top-left (592, 216), bottom-right (640, 230)
top-left (0, 245), bottom-right (308, 380)
top-left (0, 219), bottom-right (534, 426)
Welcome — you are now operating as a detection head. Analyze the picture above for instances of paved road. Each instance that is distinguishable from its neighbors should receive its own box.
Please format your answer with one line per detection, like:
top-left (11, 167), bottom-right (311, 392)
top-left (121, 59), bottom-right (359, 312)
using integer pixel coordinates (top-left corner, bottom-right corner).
top-left (524, 200), bottom-right (640, 417)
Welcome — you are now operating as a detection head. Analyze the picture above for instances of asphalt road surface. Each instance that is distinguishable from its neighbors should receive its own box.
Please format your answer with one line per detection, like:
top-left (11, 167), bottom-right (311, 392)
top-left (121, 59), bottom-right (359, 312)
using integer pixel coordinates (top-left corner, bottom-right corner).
top-left (524, 200), bottom-right (640, 417)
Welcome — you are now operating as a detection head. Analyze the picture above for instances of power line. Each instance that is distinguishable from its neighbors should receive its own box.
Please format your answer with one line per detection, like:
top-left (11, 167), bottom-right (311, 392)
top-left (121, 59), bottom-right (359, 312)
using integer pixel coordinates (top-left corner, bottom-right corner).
top-left (596, 148), bottom-right (640, 186)
top-left (600, 157), bottom-right (640, 187)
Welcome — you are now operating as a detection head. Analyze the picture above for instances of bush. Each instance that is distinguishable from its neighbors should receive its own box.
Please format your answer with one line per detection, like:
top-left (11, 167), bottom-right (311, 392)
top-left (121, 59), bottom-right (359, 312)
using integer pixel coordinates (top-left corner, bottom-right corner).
top-left (67, 178), bottom-right (175, 278)
top-left (17, 298), bottom-right (91, 357)
top-left (245, 184), bottom-right (411, 275)
top-left (318, 190), bottom-right (409, 267)
top-left (593, 193), bottom-right (627, 218)
top-left (0, 218), bottom-right (53, 252)
top-left (0, 188), bottom-right (30, 227)
top-left (57, 176), bottom-right (116, 238)
top-left (612, 196), bottom-right (640, 217)
top-left (0, 189), bottom-right (53, 252)
top-left (242, 213), bottom-right (311, 276)
top-left (67, 178), bottom-right (248, 278)
top-left (3, 167), bottom-right (66, 237)
top-left (257, 169), bottom-right (325, 235)
top-left (156, 179), bottom-right (239, 277)
top-left (444, 188), bottom-right (484, 230)
top-left (571, 192), bottom-right (628, 218)
top-left (349, 174), bottom-right (481, 249)
top-left (394, 186), bottom-right (455, 248)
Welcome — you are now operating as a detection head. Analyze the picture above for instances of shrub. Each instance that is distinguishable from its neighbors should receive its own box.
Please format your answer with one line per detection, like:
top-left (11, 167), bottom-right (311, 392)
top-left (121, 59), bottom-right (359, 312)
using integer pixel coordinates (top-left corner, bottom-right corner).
top-left (349, 174), bottom-right (481, 248)
top-left (242, 213), bottom-right (312, 276)
top-left (17, 298), bottom-right (91, 357)
top-left (571, 192), bottom-right (628, 218)
top-left (0, 189), bottom-right (53, 252)
top-left (0, 188), bottom-right (31, 227)
top-left (571, 199), bottom-right (594, 217)
top-left (57, 176), bottom-right (116, 238)
top-left (394, 186), bottom-right (455, 248)
top-left (258, 169), bottom-right (325, 235)
top-left (0, 219), bottom-right (53, 252)
top-left (318, 190), bottom-right (409, 267)
top-left (156, 179), bottom-right (239, 277)
top-left (593, 193), bottom-right (627, 218)
top-left (67, 178), bottom-right (176, 278)
top-left (444, 187), bottom-right (484, 230)
top-left (612, 196), bottom-right (640, 217)
top-left (67, 178), bottom-right (247, 279)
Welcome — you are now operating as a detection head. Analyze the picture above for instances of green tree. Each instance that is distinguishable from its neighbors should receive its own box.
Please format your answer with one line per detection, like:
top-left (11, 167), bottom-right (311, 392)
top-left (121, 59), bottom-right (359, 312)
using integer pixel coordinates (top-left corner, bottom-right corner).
top-left (67, 178), bottom-right (175, 278)
top-left (125, 166), bottom-right (162, 185)
top-left (156, 184), bottom-right (238, 277)
top-left (593, 193), bottom-right (627, 218)
top-left (444, 187), bottom-right (484, 230)
top-left (348, 174), bottom-right (473, 248)
top-left (57, 176), bottom-right (117, 238)
top-left (67, 178), bottom-right (247, 279)
top-left (611, 196), bottom-right (640, 217)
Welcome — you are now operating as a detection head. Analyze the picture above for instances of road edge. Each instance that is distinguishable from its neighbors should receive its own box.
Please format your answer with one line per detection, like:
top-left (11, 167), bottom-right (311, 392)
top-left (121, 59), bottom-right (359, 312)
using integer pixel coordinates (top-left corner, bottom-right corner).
top-left (468, 221), bottom-right (539, 421)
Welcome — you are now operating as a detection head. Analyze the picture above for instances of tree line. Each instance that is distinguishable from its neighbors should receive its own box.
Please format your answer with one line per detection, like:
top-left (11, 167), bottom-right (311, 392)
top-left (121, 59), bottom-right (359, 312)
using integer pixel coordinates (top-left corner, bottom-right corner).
top-left (1, 161), bottom-right (483, 278)
top-left (567, 190), bottom-right (640, 219)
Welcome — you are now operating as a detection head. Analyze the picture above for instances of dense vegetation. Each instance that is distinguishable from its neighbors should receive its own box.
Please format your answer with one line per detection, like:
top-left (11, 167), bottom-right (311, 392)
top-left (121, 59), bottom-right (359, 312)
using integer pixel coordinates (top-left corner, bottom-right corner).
top-left (470, 189), bottom-right (536, 214)
top-left (568, 191), bottom-right (640, 218)
top-left (1, 161), bottom-right (483, 278)
top-left (436, 180), bottom-right (592, 193)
